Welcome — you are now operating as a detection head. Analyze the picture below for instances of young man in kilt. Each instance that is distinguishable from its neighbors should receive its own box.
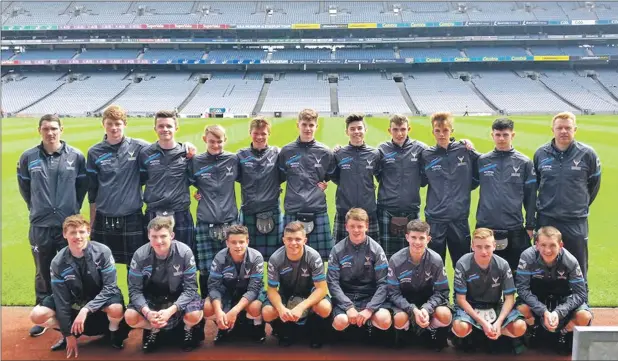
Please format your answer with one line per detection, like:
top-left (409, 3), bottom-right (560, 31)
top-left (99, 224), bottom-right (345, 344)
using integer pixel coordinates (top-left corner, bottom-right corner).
top-left (331, 114), bottom-right (381, 244)
top-left (376, 114), bottom-right (428, 258)
top-left (87, 105), bottom-right (150, 267)
top-left (278, 109), bottom-right (334, 260)
top-left (139, 110), bottom-right (196, 249)
top-left (188, 124), bottom-right (239, 294)
top-left (203, 225), bottom-right (266, 344)
top-left (237, 117), bottom-right (284, 261)
top-left (387, 220), bottom-right (451, 351)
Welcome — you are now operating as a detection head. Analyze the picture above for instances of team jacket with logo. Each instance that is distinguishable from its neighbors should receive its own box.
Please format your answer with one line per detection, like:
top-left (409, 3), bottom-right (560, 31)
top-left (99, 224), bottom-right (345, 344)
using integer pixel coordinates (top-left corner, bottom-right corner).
top-left (421, 142), bottom-right (480, 222)
top-left (139, 142), bottom-right (191, 213)
top-left (128, 241), bottom-right (198, 313)
top-left (453, 253), bottom-right (515, 307)
top-left (515, 246), bottom-right (587, 320)
top-left (377, 138), bottom-right (429, 214)
top-left (278, 138), bottom-right (336, 214)
top-left (87, 137), bottom-right (150, 217)
top-left (387, 248), bottom-right (449, 315)
top-left (50, 241), bottom-right (121, 337)
top-left (475, 148), bottom-right (537, 230)
top-left (208, 247), bottom-right (264, 302)
top-left (17, 141), bottom-right (88, 227)
top-left (237, 145), bottom-right (282, 215)
top-left (188, 151), bottom-right (238, 224)
top-left (327, 237), bottom-right (389, 312)
top-left (534, 140), bottom-right (601, 221)
top-left (331, 143), bottom-right (381, 214)
top-left (267, 245), bottom-right (325, 298)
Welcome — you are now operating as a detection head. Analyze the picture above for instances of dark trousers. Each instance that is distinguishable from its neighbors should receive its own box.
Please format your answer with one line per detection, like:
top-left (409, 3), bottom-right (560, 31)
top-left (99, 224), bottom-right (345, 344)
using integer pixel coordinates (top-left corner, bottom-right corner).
top-left (538, 215), bottom-right (589, 280)
top-left (29, 225), bottom-right (67, 304)
top-left (427, 219), bottom-right (471, 268)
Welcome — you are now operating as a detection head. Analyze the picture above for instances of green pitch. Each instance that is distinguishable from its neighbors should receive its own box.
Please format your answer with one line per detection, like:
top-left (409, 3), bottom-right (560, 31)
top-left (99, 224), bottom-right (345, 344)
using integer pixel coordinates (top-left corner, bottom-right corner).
top-left (2, 115), bottom-right (615, 306)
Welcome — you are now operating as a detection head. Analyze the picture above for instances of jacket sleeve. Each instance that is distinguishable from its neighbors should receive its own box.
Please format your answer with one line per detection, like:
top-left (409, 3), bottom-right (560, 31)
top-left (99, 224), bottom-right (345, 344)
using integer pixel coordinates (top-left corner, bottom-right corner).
top-left (469, 149), bottom-right (481, 190)
top-left (501, 263), bottom-right (516, 296)
top-left (85, 249), bottom-right (119, 313)
top-left (523, 158), bottom-right (537, 230)
top-left (50, 263), bottom-right (75, 337)
top-left (17, 154), bottom-right (31, 209)
top-left (207, 256), bottom-right (225, 301)
top-left (515, 256), bottom-right (548, 317)
top-left (453, 261), bottom-right (468, 297)
top-left (277, 149), bottom-right (287, 183)
top-left (387, 260), bottom-right (413, 313)
top-left (243, 254), bottom-right (264, 302)
top-left (174, 250), bottom-right (199, 312)
top-left (419, 151), bottom-right (429, 188)
top-left (75, 152), bottom-right (89, 208)
top-left (329, 152), bottom-right (341, 185)
top-left (127, 254), bottom-right (148, 313)
top-left (554, 263), bottom-right (587, 320)
top-left (324, 148), bottom-right (337, 182)
top-left (422, 265), bottom-right (449, 315)
top-left (587, 151), bottom-right (601, 205)
top-left (326, 249), bottom-right (354, 310)
top-left (86, 149), bottom-right (99, 204)
top-left (365, 248), bottom-right (388, 312)
top-left (138, 149), bottom-right (149, 186)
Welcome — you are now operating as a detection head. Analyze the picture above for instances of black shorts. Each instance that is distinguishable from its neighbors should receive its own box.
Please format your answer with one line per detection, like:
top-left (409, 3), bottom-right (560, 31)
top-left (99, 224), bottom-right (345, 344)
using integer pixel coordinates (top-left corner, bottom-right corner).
top-left (40, 293), bottom-right (124, 336)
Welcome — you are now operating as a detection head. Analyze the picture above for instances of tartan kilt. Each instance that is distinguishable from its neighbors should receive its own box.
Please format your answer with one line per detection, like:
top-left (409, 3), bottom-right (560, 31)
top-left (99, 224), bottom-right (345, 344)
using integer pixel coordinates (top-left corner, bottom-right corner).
top-left (195, 221), bottom-right (237, 273)
top-left (145, 209), bottom-right (194, 251)
top-left (283, 211), bottom-right (332, 260)
top-left (332, 210), bottom-right (380, 244)
top-left (92, 211), bottom-right (146, 264)
top-left (239, 207), bottom-right (283, 261)
top-left (377, 208), bottom-right (419, 259)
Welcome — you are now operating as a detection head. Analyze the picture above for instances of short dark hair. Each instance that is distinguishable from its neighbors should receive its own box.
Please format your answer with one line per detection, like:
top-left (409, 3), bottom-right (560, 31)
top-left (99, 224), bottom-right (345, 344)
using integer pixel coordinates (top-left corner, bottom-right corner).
top-left (345, 113), bottom-right (365, 129)
top-left (226, 224), bottom-right (249, 240)
top-left (492, 117), bottom-right (514, 131)
top-left (406, 219), bottom-right (430, 235)
top-left (39, 114), bottom-right (62, 128)
top-left (154, 110), bottom-right (177, 126)
top-left (284, 221), bottom-right (305, 235)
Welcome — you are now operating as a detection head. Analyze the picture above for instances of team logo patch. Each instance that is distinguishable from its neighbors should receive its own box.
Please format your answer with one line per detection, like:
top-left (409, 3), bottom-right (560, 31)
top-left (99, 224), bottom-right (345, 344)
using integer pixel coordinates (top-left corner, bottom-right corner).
top-left (244, 268), bottom-right (251, 278)
top-left (511, 165), bottom-right (521, 177)
top-left (266, 156), bottom-right (275, 166)
top-left (557, 270), bottom-right (567, 280)
top-left (425, 271), bottom-right (432, 281)
top-left (127, 150), bottom-right (136, 161)
top-left (572, 159), bottom-right (582, 171)
top-left (226, 166), bottom-right (234, 176)
top-left (457, 156), bottom-right (467, 167)
top-left (410, 152), bottom-right (418, 162)
top-left (66, 159), bottom-right (75, 170)
top-left (491, 277), bottom-right (500, 288)
top-left (518, 260), bottom-right (526, 270)
top-left (301, 267), bottom-right (310, 277)
top-left (313, 154), bottom-right (323, 168)
top-left (365, 159), bottom-right (373, 170)
top-left (173, 264), bottom-right (182, 276)
top-left (364, 256), bottom-right (372, 266)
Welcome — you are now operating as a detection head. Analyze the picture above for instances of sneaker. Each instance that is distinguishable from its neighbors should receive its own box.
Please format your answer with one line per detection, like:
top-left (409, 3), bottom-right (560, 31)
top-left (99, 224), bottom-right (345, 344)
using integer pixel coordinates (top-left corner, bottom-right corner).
top-left (214, 329), bottom-right (231, 345)
top-left (50, 337), bottom-right (67, 351)
top-left (182, 328), bottom-right (196, 352)
top-left (429, 328), bottom-right (448, 352)
top-left (252, 324), bottom-right (266, 344)
top-left (142, 330), bottom-right (159, 353)
top-left (556, 333), bottom-right (572, 355)
top-left (110, 331), bottom-right (124, 349)
top-left (29, 325), bottom-right (47, 337)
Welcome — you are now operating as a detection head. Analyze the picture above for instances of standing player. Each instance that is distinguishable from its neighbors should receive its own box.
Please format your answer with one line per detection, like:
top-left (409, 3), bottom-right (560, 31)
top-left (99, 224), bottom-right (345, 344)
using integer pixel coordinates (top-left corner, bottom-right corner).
top-left (237, 117), bottom-right (283, 261)
top-left (203, 225), bottom-right (265, 343)
top-left (452, 228), bottom-right (527, 351)
top-left (139, 110), bottom-right (194, 248)
top-left (29, 215), bottom-right (127, 356)
top-left (516, 226), bottom-right (592, 354)
top-left (18, 114), bottom-right (88, 337)
top-left (534, 112), bottom-right (601, 279)
top-left (189, 124), bottom-right (238, 290)
top-left (387, 220), bottom-right (451, 350)
top-left (475, 118), bottom-right (536, 271)
top-left (87, 105), bottom-right (149, 266)
top-left (328, 208), bottom-right (392, 336)
top-left (420, 112), bottom-right (480, 268)
top-left (278, 109), bottom-right (335, 260)
top-left (376, 114), bottom-right (428, 258)
top-left (330, 114), bottom-right (381, 244)
top-left (262, 222), bottom-right (332, 348)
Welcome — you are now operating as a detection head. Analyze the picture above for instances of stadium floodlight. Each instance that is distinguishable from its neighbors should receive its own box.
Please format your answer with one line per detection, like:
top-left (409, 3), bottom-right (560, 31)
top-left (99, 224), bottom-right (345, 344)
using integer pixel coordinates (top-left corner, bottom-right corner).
top-left (457, 3), bottom-right (467, 13)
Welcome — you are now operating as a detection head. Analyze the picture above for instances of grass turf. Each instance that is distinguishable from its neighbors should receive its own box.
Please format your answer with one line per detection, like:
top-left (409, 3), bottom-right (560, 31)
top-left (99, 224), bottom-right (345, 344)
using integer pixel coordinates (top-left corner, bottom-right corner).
top-left (1, 115), bottom-right (615, 306)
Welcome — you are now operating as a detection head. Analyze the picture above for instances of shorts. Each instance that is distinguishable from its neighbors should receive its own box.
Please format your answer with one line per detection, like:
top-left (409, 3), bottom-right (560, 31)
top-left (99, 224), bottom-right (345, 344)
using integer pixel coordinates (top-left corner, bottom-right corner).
top-left (454, 305), bottom-right (523, 331)
top-left (127, 296), bottom-right (203, 331)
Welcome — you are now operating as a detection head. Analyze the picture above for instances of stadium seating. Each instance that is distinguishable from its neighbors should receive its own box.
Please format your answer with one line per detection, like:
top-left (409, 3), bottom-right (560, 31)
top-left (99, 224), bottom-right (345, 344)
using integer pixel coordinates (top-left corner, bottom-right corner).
top-left (76, 49), bottom-right (140, 60)
top-left (13, 49), bottom-right (78, 60)
top-left (261, 72), bottom-right (330, 113)
top-left (464, 46), bottom-right (528, 58)
top-left (1, 50), bottom-right (14, 60)
top-left (334, 48), bottom-right (395, 59)
top-left (399, 47), bottom-right (462, 59)
top-left (142, 48), bottom-right (205, 61)
top-left (207, 49), bottom-right (267, 61)
top-left (337, 72), bottom-right (411, 114)
top-left (591, 45), bottom-right (618, 55)
top-left (182, 72), bottom-right (263, 115)
top-left (596, 69), bottom-right (618, 98)
top-left (540, 70), bottom-right (618, 112)
top-left (1, 73), bottom-right (64, 113)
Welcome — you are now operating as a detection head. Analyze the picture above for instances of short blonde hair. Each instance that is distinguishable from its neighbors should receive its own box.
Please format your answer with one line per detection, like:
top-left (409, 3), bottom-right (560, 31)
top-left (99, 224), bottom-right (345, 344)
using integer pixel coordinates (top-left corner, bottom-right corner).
top-left (345, 208), bottom-right (369, 224)
top-left (298, 108), bottom-right (318, 123)
top-left (249, 116), bottom-right (271, 133)
top-left (389, 114), bottom-right (409, 127)
top-left (552, 111), bottom-right (576, 126)
top-left (430, 111), bottom-right (454, 129)
top-left (102, 105), bottom-right (127, 124)
top-left (204, 124), bottom-right (226, 140)
top-left (473, 228), bottom-right (494, 241)
top-left (536, 226), bottom-right (562, 243)
top-left (284, 221), bottom-right (306, 236)
top-left (63, 215), bottom-right (90, 234)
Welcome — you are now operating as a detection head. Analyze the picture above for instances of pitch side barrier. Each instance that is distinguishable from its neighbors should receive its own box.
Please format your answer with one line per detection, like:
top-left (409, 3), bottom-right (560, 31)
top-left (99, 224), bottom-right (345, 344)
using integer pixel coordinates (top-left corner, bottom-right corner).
top-left (573, 326), bottom-right (618, 360)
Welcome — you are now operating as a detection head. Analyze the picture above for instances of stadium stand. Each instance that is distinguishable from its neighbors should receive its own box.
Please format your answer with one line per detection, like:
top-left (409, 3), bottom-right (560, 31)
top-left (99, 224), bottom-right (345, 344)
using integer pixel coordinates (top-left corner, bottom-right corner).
top-left (596, 69), bottom-right (618, 98)
top-left (399, 47), bottom-right (462, 59)
top-left (142, 48), bottom-right (205, 61)
top-left (337, 72), bottom-right (411, 114)
top-left (207, 49), bottom-right (267, 61)
top-left (271, 49), bottom-right (331, 60)
top-left (13, 49), bottom-right (78, 61)
top-left (1, 73), bottom-right (64, 113)
top-left (334, 48), bottom-right (395, 59)
top-left (540, 70), bottom-right (618, 112)
top-left (262, 72), bottom-right (330, 113)
top-left (591, 45), bottom-right (618, 55)
top-left (463, 46), bottom-right (529, 58)
top-left (76, 49), bottom-right (140, 60)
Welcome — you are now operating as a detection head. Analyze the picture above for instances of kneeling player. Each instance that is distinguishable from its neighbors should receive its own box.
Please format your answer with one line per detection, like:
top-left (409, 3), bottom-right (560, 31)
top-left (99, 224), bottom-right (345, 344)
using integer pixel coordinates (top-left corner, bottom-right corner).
top-left (203, 225), bottom-right (266, 343)
top-left (262, 221), bottom-right (332, 348)
top-left (328, 208), bottom-right (392, 338)
top-left (516, 226), bottom-right (592, 354)
top-left (452, 228), bottom-right (527, 351)
top-left (388, 220), bottom-right (451, 350)
top-left (125, 216), bottom-right (204, 352)
top-left (29, 215), bottom-right (128, 358)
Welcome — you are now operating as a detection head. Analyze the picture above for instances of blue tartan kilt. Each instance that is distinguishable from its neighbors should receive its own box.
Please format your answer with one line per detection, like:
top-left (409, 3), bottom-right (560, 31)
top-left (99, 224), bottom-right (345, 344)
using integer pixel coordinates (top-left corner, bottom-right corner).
top-left (377, 208), bottom-right (419, 259)
top-left (283, 211), bottom-right (332, 260)
top-left (145, 209), bottom-right (194, 251)
top-left (92, 211), bottom-right (146, 265)
top-left (239, 207), bottom-right (283, 261)
top-left (332, 210), bottom-right (380, 244)
top-left (195, 221), bottom-right (237, 273)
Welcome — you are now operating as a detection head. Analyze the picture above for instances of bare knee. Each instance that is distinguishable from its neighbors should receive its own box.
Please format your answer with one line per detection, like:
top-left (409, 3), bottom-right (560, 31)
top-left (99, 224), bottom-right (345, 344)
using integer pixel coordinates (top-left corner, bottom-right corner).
top-left (506, 319), bottom-right (527, 338)
top-left (393, 312), bottom-right (409, 329)
top-left (311, 299), bottom-right (332, 318)
top-left (434, 306), bottom-right (452, 325)
top-left (30, 306), bottom-right (54, 325)
top-left (103, 304), bottom-right (124, 319)
top-left (575, 310), bottom-right (593, 326)
top-left (262, 305), bottom-right (278, 323)
top-left (517, 304), bottom-right (533, 319)
top-left (372, 309), bottom-right (392, 330)
top-left (246, 300), bottom-right (262, 318)
top-left (203, 298), bottom-right (214, 318)
top-left (184, 311), bottom-right (203, 326)
top-left (332, 314), bottom-right (349, 331)
top-left (452, 320), bottom-right (472, 338)
top-left (124, 309), bottom-right (143, 328)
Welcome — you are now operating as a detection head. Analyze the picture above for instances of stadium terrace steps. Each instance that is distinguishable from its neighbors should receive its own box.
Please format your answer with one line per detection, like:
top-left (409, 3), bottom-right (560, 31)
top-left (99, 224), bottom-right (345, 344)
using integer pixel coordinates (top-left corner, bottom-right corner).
top-left (467, 80), bottom-right (501, 113)
top-left (330, 80), bottom-right (339, 116)
top-left (592, 75), bottom-right (618, 104)
top-left (537, 76), bottom-right (585, 112)
top-left (18, 81), bottom-right (67, 114)
top-left (252, 80), bottom-right (270, 115)
top-left (94, 82), bottom-right (134, 113)
top-left (395, 80), bottom-right (420, 115)
top-left (178, 79), bottom-right (205, 113)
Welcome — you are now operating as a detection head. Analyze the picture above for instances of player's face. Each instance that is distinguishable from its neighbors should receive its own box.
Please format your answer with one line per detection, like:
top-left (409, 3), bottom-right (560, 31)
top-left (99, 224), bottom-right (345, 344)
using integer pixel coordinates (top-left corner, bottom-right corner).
top-left (472, 237), bottom-right (495, 262)
top-left (204, 133), bottom-right (225, 154)
top-left (155, 118), bottom-right (177, 141)
top-left (103, 118), bottom-right (126, 142)
top-left (552, 117), bottom-right (577, 147)
top-left (149, 228), bottom-right (174, 257)
top-left (345, 219), bottom-right (368, 243)
top-left (297, 119), bottom-right (318, 142)
top-left (406, 231), bottom-right (430, 257)
top-left (536, 235), bottom-right (563, 264)
top-left (345, 121), bottom-right (366, 145)
top-left (64, 225), bottom-right (90, 251)
top-left (250, 126), bottom-right (269, 149)
top-left (388, 123), bottom-right (409, 145)
top-left (283, 231), bottom-right (306, 258)
top-left (491, 129), bottom-right (515, 150)
top-left (38, 120), bottom-right (63, 146)
top-left (226, 234), bottom-right (248, 258)
top-left (432, 122), bottom-right (453, 147)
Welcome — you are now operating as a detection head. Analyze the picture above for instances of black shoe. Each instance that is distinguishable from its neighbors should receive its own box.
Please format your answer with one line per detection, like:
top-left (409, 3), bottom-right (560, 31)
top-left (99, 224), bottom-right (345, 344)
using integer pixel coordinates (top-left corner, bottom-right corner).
top-left (182, 328), bottom-right (196, 352)
top-left (214, 329), bottom-right (232, 345)
top-left (278, 333), bottom-right (294, 347)
top-left (512, 337), bottom-right (527, 355)
top-left (523, 324), bottom-right (538, 348)
top-left (429, 328), bottom-right (448, 352)
top-left (50, 337), bottom-right (67, 351)
top-left (29, 325), bottom-right (47, 337)
top-left (252, 324), bottom-right (266, 343)
top-left (142, 330), bottom-right (159, 353)
top-left (556, 332), bottom-right (572, 355)
top-left (110, 331), bottom-right (124, 349)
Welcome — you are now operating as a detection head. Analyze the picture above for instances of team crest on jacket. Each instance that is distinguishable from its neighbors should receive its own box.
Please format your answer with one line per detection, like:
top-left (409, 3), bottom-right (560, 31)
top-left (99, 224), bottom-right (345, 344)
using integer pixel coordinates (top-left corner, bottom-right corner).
top-left (313, 154), bottom-right (323, 168)
top-left (491, 277), bottom-right (500, 288)
top-left (572, 159), bottom-right (582, 171)
top-left (173, 264), bottom-right (182, 276)
top-left (457, 156), bottom-right (467, 166)
top-left (410, 153), bottom-right (418, 162)
top-left (66, 159), bottom-right (75, 170)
